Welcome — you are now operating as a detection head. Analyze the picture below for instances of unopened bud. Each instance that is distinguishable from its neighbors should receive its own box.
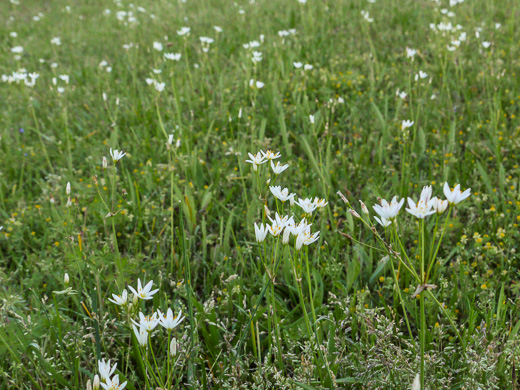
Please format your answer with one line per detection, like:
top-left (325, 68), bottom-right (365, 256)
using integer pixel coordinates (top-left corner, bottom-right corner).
top-left (170, 337), bottom-right (177, 356)
top-left (116, 97), bottom-right (120, 106)
top-left (66, 197), bottom-right (72, 207)
top-left (66, 182), bottom-right (71, 195)
top-left (132, 294), bottom-right (139, 306)
top-left (359, 200), bottom-right (369, 215)
top-left (102, 92), bottom-right (107, 102)
top-left (348, 209), bottom-right (361, 219)
top-left (337, 191), bottom-right (349, 205)
top-left (264, 204), bottom-right (271, 217)
top-left (64, 273), bottom-right (69, 284)
top-left (266, 178), bottom-right (271, 185)
top-left (50, 195), bottom-right (55, 204)
top-left (102, 156), bottom-right (107, 169)
top-left (86, 379), bottom-right (92, 390)
top-left (93, 375), bottom-right (100, 390)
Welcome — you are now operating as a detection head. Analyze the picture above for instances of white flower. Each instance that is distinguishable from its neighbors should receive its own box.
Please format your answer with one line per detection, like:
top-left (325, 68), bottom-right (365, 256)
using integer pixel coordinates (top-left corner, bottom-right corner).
top-left (11, 46), bottom-right (24, 53)
top-left (132, 312), bottom-right (160, 332)
top-left (405, 186), bottom-right (436, 219)
top-left (374, 216), bottom-right (392, 227)
top-left (295, 198), bottom-right (318, 214)
top-left (153, 41), bottom-right (163, 51)
top-left (245, 151), bottom-right (267, 170)
top-left (406, 48), bottom-right (417, 59)
top-left (110, 148), bottom-right (127, 162)
top-left (157, 308), bottom-right (185, 330)
top-left (249, 79), bottom-right (264, 89)
top-left (415, 71), bottom-right (428, 80)
top-left (145, 78), bottom-right (154, 85)
top-left (132, 325), bottom-right (148, 347)
top-left (51, 37), bottom-right (61, 45)
top-left (164, 52), bottom-right (182, 61)
top-left (108, 289), bottom-right (128, 306)
top-left (128, 278), bottom-right (159, 300)
top-left (401, 120), bottom-right (414, 129)
top-left (262, 150), bottom-right (281, 160)
top-left (482, 41), bottom-right (491, 48)
top-left (177, 27), bottom-right (191, 36)
top-left (495, 23), bottom-right (501, 30)
top-left (337, 97), bottom-right (345, 104)
top-left (251, 51), bottom-right (262, 62)
top-left (214, 26), bottom-right (223, 33)
top-left (270, 161), bottom-right (289, 175)
top-left (360, 10), bottom-right (373, 22)
top-left (267, 213), bottom-right (293, 237)
top-left (372, 196), bottom-right (405, 220)
top-left (309, 115), bottom-right (315, 124)
top-left (98, 359), bottom-right (117, 382)
top-left (254, 222), bottom-right (269, 242)
top-left (270, 186), bottom-right (295, 202)
top-left (58, 74), bottom-right (69, 84)
top-left (295, 230), bottom-right (320, 250)
top-left (304, 64), bottom-right (313, 70)
top-left (431, 197), bottom-right (448, 214)
top-left (312, 198), bottom-right (327, 208)
top-left (411, 374), bottom-right (420, 390)
top-left (200, 36), bottom-right (214, 44)
top-left (443, 182), bottom-right (471, 205)
top-left (154, 81), bottom-right (165, 92)
top-left (293, 62), bottom-right (303, 68)
top-left (66, 182), bottom-right (71, 195)
top-left (396, 89), bottom-right (407, 99)
top-left (100, 374), bottom-right (127, 390)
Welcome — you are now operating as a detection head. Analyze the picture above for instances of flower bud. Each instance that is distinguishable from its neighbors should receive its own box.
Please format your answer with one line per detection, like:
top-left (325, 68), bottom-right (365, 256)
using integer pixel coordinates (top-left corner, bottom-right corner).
top-left (170, 337), bottom-right (177, 356)
top-left (359, 200), bottom-right (369, 215)
top-left (132, 294), bottom-right (139, 306)
top-left (86, 379), bottom-right (92, 390)
top-left (66, 197), bottom-right (72, 207)
top-left (93, 375), bottom-right (100, 390)
top-left (282, 227), bottom-right (291, 244)
top-left (64, 273), bottom-right (69, 284)
top-left (102, 156), bottom-right (108, 169)
top-left (66, 182), bottom-right (71, 195)
top-left (102, 92), bottom-right (107, 102)
top-left (348, 209), bottom-right (361, 219)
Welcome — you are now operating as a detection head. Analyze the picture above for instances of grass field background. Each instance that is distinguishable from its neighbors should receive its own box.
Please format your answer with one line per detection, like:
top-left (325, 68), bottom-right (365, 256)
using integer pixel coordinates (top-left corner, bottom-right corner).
top-left (1, 0), bottom-right (520, 388)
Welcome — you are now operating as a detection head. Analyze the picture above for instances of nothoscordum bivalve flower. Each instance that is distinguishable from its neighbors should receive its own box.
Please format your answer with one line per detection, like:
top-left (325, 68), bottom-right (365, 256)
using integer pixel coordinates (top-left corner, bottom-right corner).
top-left (98, 359), bottom-right (117, 382)
top-left (313, 198), bottom-right (328, 208)
top-left (100, 374), bottom-right (127, 390)
top-left (401, 120), bottom-right (414, 130)
top-left (295, 230), bottom-right (320, 250)
top-left (270, 186), bottom-right (295, 202)
top-left (372, 196), bottom-right (405, 221)
top-left (271, 160), bottom-right (289, 175)
top-left (295, 198), bottom-right (318, 214)
top-left (267, 213), bottom-right (293, 237)
top-left (262, 150), bottom-right (281, 160)
top-left (132, 312), bottom-right (160, 332)
top-left (245, 151), bottom-right (267, 171)
top-left (132, 325), bottom-right (148, 347)
top-left (406, 185), bottom-right (436, 219)
top-left (431, 197), bottom-right (448, 214)
top-left (108, 288), bottom-right (128, 306)
top-left (127, 279), bottom-right (159, 300)
top-left (254, 222), bottom-right (269, 242)
top-left (157, 308), bottom-right (185, 330)
top-left (109, 148), bottom-right (126, 162)
top-left (443, 182), bottom-right (471, 205)
top-left (374, 216), bottom-right (392, 227)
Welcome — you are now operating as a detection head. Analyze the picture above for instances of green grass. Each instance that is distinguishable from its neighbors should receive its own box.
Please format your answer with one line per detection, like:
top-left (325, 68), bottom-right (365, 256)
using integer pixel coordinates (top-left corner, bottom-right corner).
top-left (1, 0), bottom-right (520, 388)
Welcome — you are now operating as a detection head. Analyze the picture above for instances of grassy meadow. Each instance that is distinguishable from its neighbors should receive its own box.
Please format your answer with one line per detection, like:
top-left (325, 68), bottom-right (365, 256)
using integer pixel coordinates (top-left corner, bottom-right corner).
top-left (1, 0), bottom-right (520, 388)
